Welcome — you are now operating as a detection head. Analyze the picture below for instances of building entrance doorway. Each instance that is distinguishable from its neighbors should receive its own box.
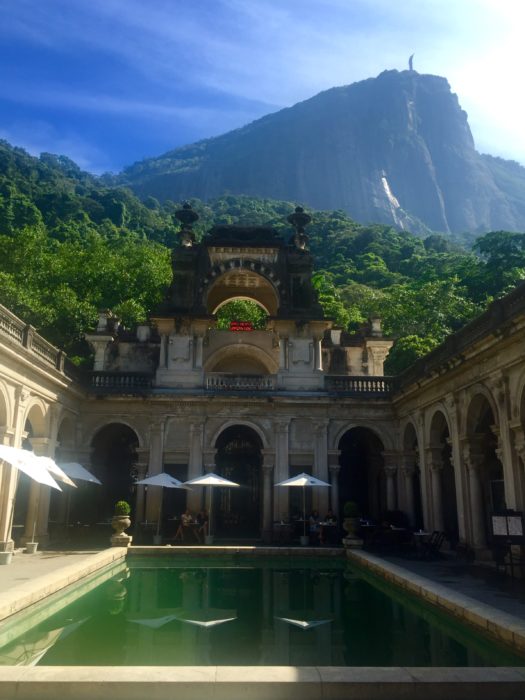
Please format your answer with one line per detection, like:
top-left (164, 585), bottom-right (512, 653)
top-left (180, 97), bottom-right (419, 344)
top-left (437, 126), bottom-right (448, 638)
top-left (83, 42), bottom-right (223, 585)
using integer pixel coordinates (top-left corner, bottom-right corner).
top-left (215, 425), bottom-right (262, 538)
top-left (338, 427), bottom-right (385, 520)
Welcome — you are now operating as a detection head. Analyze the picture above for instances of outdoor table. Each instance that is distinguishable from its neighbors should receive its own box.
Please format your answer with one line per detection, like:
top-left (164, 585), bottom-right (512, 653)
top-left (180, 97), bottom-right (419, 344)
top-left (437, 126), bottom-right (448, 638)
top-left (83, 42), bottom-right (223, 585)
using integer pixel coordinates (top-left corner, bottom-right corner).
top-left (411, 530), bottom-right (431, 554)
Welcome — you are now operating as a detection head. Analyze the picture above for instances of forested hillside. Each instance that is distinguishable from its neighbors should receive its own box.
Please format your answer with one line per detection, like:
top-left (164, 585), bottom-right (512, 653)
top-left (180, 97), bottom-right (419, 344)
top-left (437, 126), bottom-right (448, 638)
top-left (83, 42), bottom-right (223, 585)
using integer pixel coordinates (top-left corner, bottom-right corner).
top-left (1, 141), bottom-right (525, 373)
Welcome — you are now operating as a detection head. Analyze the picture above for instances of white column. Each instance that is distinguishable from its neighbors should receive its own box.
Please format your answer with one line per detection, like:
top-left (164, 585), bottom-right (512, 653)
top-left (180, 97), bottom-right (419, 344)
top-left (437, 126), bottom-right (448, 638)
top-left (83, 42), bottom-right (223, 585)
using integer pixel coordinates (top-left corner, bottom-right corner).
top-left (429, 457), bottom-right (445, 533)
top-left (464, 447), bottom-right (487, 550)
top-left (382, 451), bottom-right (399, 512)
top-left (274, 420), bottom-right (290, 521)
top-left (488, 375), bottom-right (515, 509)
top-left (145, 420), bottom-right (165, 522)
top-left (511, 426), bottom-right (525, 511)
top-left (313, 420), bottom-right (329, 514)
top-left (23, 436), bottom-right (56, 545)
top-left (445, 394), bottom-right (467, 542)
top-left (187, 421), bottom-right (204, 512)
top-left (328, 462), bottom-right (341, 519)
top-left (0, 427), bottom-right (17, 551)
top-left (314, 337), bottom-right (323, 371)
top-left (384, 466), bottom-right (397, 512)
top-left (402, 461), bottom-right (416, 527)
top-left (133, 461), bottom-right (148, 526)
top-left (203, 450), bottom-right (217, 515)
top-left (194, 335), bottom-right (204, 369)
top-left (261, 450), bottom-right (274, 543)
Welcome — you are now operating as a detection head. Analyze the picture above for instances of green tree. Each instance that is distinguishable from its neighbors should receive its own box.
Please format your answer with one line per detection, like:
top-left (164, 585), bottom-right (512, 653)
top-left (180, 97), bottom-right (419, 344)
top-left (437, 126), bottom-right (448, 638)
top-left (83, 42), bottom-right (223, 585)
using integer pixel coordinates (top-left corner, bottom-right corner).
top-left (215, 299), bottom-right (268, 329)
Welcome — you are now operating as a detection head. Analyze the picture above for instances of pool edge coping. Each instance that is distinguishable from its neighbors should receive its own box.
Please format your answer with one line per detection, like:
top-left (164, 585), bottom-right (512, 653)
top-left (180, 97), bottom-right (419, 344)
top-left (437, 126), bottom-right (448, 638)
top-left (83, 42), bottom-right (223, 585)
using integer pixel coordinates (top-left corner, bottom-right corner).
top-left (0, 548), bottom-right (127, 623)
top-left (0, 547), bottom-right (524, 699)
top-left (346, 549), bottom-right (525, 653)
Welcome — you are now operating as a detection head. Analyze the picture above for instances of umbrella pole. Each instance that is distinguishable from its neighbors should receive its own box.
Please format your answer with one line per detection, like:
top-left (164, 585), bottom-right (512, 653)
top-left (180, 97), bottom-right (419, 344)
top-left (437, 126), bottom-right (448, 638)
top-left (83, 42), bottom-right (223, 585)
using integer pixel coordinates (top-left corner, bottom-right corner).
top-left (208, 486), bottom-right (213, 539)
top-left (156, 499), bottom-right (162, 538)
top-left (303, 486), bottom-right (306, 538)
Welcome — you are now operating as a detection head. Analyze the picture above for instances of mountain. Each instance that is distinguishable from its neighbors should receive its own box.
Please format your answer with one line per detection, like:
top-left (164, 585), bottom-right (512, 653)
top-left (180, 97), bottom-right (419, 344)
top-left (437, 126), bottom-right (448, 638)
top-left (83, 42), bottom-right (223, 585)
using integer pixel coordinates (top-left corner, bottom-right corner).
top-left (117, 69), bottom-right (525, 235)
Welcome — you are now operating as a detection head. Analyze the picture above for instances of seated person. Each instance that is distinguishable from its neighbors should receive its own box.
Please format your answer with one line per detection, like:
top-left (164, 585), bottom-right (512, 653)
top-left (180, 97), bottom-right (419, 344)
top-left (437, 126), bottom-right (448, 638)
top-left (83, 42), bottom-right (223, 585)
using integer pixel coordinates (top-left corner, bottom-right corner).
top-left (196, 509), bottom-right (209, 542)
top-left (321, 509), bottom-right (338, 544)
top-left (324, 509), bottom-right (337, 524)
top-left (174, 508), bottom-right (197, 542)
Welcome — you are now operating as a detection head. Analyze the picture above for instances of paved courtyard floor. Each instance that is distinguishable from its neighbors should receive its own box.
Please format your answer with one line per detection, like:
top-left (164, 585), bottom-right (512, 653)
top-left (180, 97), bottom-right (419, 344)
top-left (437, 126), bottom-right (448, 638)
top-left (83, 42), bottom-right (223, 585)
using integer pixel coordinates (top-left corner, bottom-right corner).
top-left (0, 548), bottom-right (104, 596)
top-left (379, 553), bottom-right (525, 621)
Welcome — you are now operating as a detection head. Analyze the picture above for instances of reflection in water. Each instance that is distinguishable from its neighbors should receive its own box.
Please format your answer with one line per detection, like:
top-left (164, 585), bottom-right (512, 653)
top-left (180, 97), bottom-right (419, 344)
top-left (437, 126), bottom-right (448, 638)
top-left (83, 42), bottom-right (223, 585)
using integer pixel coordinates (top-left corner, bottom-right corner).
top-left (0, 560), bottom-right (523, 667)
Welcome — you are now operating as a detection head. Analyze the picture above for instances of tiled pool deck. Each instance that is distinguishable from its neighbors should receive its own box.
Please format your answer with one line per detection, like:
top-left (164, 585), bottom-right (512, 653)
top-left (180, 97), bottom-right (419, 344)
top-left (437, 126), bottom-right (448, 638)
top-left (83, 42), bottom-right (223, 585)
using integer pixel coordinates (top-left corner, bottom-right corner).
top-left (0, 545), bottom-right (524, 699)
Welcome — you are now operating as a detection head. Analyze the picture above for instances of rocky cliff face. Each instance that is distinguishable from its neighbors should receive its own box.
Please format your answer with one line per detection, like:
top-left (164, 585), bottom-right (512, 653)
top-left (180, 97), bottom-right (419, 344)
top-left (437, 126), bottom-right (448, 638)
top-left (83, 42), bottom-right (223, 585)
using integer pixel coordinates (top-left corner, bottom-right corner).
top-left (120, 70), bottom-right (525, 235)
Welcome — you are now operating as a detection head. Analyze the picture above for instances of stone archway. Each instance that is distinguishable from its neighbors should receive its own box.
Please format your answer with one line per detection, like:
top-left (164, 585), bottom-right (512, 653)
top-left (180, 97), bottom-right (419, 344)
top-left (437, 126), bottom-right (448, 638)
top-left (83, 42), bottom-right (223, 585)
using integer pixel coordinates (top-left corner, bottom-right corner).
top-left (89, 423), bottom-right (139, 523)
top-left (205, 265), bottom-right (280, 316)
top-left (428, 410), bottom-right (459, 544)
top-left (464, 394), bottom-right (503, 549)
top-left (214, 425), bottom-right (263, 539)
top-left (16, 402), bottom-right (50, 545)
top-left (337, 427), bottom-right (385, 520)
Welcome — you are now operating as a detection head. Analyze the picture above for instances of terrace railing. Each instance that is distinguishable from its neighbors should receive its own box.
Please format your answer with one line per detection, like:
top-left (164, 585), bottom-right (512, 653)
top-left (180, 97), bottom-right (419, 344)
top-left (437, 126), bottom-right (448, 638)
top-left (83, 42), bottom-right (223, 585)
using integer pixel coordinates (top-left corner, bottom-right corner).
top-left (206, 373), bottom-right (277, 391)
top-left (0, 303), bottom-right (65, 371)
top-left (324, 375), bottom-right (395, 396)
top-left (90, 371), bottom-right (153, 393)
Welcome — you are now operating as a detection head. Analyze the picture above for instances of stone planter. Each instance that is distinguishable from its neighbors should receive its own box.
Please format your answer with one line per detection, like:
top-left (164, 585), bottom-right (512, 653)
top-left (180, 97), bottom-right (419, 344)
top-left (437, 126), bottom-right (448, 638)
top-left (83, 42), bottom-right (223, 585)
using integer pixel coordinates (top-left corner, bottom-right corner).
top-left (0, 551), bottom-right (13, 565)
top-left (25, 542), bottom-right (38, 554)
top-left (342, 517), bottom-right (363, 549)
top-left (110, 515), bottom-right (133, 547)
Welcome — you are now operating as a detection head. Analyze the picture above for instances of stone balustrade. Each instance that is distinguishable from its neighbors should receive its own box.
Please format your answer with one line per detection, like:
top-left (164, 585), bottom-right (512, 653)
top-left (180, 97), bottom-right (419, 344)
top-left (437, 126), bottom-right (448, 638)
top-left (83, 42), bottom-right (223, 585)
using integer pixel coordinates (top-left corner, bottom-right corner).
top-left (324, 375), bottom-right (395, 396)
top-left (91, 371), bottom-right (153, 392)
top-left (0, 303), bottom-right (64, 371)
top-left (206, 374), bottom-right (277, 391)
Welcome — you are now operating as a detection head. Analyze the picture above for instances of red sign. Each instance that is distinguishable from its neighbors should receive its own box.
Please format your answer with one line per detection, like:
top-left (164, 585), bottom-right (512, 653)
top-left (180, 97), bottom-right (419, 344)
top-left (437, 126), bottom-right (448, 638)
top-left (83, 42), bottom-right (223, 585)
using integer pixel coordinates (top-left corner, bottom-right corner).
top-left (229, 321), bottom-right (254, 332)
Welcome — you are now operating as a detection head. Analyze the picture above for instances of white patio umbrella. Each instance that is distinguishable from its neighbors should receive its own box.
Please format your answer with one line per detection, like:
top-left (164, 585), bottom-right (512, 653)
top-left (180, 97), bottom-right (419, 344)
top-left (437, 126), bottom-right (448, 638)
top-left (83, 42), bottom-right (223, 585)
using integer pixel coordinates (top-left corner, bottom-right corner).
top-left (0, 446), bottom-right (65, 547)
top-left (183, 472), bottom-right (239, 542)
top-left (22, 454), bottom-right (77, 488)
top-left (0, 445), bottom-right (62, 490)
top-left (56, 462), bottom-right (102, 533)
top-left (58, 462), bottom-right (102, 485)
top-left (135, 472), bottom-right (189, 540)
top-left (275, 472), bottom-right (331, 540)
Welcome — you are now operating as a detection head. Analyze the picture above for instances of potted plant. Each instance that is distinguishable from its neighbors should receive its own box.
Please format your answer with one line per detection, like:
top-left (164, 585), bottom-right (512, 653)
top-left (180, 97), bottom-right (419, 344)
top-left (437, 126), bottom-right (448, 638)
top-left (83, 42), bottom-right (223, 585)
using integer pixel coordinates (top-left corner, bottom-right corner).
top-left (342, 501), bottom-right (363, 548)
top-left (110, 500), bottom-right (133, 547)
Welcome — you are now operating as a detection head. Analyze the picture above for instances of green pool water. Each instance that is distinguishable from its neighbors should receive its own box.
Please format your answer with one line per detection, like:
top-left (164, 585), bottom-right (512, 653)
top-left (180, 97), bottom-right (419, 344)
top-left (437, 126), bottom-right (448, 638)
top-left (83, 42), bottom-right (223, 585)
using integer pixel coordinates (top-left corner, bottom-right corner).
top-left (1, 556), bottom-right (523, 667)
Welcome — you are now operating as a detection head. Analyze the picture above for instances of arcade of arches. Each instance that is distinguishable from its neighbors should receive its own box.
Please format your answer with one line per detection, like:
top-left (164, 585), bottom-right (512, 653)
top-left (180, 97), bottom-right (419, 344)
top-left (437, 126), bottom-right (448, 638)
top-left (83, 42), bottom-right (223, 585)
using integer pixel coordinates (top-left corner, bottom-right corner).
top-left (1, 218), bottom-right (525, 564)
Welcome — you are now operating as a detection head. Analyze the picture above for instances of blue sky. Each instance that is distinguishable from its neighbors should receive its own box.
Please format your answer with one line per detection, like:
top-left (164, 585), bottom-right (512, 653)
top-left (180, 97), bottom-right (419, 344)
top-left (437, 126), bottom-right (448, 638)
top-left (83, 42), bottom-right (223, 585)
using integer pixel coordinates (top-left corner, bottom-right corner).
top-left (1, 0), bottom-right (524, 173)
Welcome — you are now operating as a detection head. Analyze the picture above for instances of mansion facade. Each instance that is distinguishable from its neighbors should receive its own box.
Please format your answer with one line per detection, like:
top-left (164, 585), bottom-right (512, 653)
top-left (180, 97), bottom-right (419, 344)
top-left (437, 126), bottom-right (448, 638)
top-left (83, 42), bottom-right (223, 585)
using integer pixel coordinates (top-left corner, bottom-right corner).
top-left (1, 207), bottom-right (524, 560)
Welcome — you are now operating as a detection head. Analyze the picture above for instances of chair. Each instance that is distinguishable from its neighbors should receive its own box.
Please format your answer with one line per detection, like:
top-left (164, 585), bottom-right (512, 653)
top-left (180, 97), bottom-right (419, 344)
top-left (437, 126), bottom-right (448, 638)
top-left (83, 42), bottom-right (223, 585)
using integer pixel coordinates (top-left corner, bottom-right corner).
top-left (420, 531), bottom-right (445, 559)
top-left (493, 543), bottom-right (525, 578)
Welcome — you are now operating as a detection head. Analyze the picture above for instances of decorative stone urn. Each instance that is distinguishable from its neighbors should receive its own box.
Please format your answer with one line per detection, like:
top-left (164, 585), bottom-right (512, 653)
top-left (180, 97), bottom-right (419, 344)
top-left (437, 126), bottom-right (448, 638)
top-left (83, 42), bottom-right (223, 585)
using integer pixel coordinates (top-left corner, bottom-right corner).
top-left (110, 515), bottom-right (132, 546)
top-left (110, 501), bottom-right (133, 547)
top-left (342, 502), bottom-right (363, 549)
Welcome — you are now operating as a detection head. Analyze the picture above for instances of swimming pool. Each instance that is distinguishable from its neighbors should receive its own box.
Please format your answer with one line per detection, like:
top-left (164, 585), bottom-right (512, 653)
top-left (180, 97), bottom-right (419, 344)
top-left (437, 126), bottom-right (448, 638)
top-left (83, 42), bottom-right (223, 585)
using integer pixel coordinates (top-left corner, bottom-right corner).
top-left (1, 555), bottom-right (523, 668)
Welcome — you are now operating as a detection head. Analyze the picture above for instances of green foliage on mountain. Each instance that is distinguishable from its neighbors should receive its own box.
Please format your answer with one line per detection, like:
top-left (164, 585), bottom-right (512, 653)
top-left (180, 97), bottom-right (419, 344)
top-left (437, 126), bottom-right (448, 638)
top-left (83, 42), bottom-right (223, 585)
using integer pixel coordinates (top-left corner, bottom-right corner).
top-left (1, 141), bottom-right (525, 372)
top-left (0, 141), bottom-right (173, 355)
